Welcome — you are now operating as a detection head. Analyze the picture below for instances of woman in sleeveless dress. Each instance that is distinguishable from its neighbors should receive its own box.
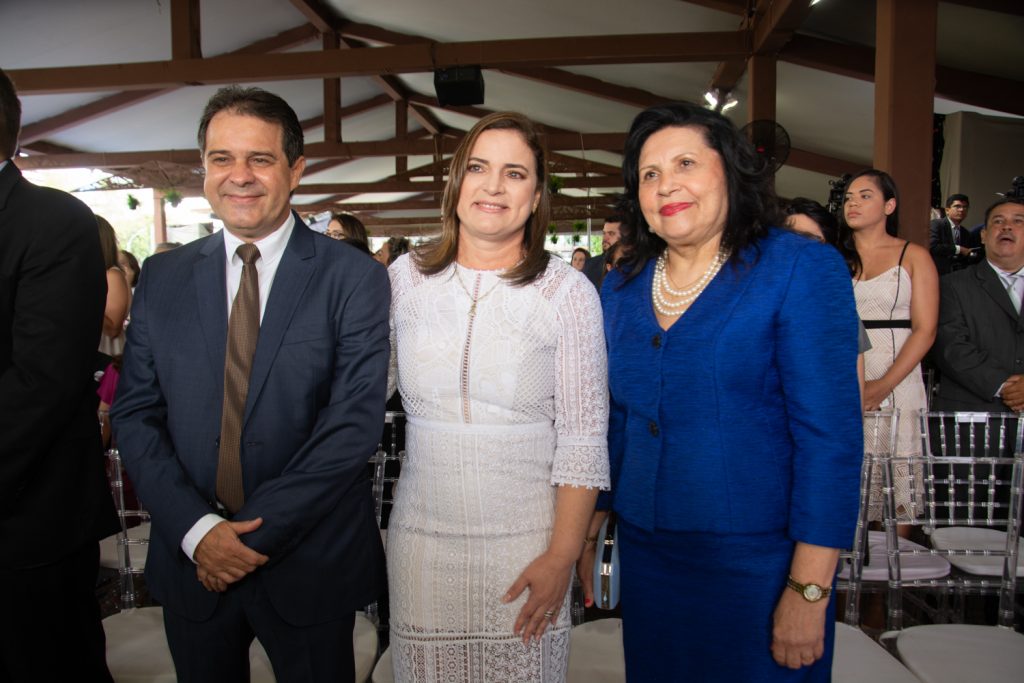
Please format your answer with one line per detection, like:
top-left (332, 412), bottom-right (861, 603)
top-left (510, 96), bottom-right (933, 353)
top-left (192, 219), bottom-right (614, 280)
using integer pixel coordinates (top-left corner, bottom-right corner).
top-left (840, 170), bottom-right (938, 527)
top-left (386, 112), bottom-right (610, 682)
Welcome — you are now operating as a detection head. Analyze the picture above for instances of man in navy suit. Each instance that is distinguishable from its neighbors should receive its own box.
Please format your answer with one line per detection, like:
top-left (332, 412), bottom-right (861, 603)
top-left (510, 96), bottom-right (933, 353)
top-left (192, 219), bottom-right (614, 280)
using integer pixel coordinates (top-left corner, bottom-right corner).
top-left (112, 86), bottom-right (389, 683)
top-left (0, 67), bottom-right (118, 683)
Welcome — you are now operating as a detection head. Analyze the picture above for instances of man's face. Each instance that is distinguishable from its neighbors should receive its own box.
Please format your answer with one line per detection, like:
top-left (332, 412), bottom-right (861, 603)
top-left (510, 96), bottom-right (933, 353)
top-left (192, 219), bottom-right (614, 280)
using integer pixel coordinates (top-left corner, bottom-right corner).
top-left (202, 111), bottom-right (305, 242)
top-left (602, 221), bottom-right (621, 252)
top-left (947, 200), bottom-right (968, 225)
top-left (982, 202), bottom-right (1024, 270)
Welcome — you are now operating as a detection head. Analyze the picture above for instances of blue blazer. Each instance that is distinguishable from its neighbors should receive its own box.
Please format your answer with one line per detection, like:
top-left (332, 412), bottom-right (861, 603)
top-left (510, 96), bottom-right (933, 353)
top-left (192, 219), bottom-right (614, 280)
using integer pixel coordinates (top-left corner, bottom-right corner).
top-left (112, 218), bottom-right (390, 624)
top-left (601, 228), bottom-right (863, 550)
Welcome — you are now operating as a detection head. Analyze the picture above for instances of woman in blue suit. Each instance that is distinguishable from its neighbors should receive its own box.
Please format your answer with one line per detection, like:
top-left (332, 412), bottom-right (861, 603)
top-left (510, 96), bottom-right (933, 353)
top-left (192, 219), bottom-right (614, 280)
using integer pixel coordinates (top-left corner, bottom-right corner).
top-left (584, 103), bottom-right (863, 681)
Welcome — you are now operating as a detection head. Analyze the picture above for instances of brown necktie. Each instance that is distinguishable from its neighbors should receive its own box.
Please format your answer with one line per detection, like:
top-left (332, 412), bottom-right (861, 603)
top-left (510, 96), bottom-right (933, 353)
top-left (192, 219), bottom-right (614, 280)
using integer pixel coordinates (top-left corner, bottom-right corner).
top-left (217, 243), bottom-right (261, 513)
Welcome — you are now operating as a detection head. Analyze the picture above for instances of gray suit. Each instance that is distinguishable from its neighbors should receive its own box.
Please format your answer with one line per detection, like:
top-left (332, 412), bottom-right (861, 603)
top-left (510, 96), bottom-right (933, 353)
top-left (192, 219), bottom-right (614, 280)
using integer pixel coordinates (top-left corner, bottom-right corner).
top-left (933, 260), bottom-right (1024, 412)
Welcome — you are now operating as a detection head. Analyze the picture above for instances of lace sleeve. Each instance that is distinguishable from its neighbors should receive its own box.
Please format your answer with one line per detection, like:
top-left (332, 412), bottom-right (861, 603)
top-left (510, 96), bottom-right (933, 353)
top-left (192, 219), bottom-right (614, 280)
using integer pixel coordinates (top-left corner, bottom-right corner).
top-left (386, 257), bottom-right (409, 400)
top-left (551, 271), bottom-right (610, 490)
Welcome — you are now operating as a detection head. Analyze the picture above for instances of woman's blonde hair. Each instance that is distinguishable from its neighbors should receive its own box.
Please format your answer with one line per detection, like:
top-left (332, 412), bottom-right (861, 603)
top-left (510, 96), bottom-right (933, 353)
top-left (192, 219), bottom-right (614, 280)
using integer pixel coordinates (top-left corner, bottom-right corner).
top-left (413, 111), bottom-right (551, 286)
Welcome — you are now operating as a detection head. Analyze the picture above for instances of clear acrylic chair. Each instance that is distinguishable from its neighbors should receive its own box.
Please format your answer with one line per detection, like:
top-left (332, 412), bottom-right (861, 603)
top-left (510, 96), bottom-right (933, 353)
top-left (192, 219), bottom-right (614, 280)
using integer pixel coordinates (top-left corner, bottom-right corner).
top-left (876, 411), bottom-right (1024, 683)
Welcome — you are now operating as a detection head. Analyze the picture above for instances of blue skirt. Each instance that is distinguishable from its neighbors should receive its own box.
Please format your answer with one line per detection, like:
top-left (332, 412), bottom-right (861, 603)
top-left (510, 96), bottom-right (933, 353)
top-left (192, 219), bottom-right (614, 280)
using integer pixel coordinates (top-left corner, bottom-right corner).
top-left (619, 519), bottom-right (835, 683)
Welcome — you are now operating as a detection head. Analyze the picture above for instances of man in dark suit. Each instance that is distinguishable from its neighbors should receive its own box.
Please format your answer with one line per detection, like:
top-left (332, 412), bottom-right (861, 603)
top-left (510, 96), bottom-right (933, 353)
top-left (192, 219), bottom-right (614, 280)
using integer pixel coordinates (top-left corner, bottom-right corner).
top-left (929, 193), bottom-right (980, 276)
top-left (0, 68), bottom-right (119, 682)
top-left (582, 214), bottom-right (625, 289)
top-left (933, 198), bottom-right (1024, 412)
top-left (112, 86), bottom-right (389, 682)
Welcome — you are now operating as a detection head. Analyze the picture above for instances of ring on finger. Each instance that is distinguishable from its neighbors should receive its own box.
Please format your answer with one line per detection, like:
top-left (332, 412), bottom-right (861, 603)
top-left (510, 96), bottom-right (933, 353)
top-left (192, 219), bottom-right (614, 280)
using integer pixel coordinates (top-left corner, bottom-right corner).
top-left (543, 609), bottom-right (555, 617)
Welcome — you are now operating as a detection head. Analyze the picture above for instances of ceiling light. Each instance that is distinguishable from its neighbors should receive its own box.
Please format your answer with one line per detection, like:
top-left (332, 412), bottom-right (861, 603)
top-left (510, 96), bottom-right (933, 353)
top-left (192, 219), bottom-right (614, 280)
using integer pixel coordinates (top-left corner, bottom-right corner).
top-left (703, 90), bottom-right (718, 108)
top-left (721, 98), bottom-right (739, 113)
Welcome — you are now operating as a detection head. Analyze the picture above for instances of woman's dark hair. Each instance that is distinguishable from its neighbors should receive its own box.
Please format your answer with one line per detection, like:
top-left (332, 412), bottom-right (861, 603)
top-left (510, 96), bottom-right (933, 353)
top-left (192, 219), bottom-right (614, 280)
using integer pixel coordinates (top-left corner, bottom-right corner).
top-left (572, 247), bottom-right (590, 260)
top-left (837, 168), bottom-right (900, 276)
top-left (617, 102), bottom-right (782, 278)
top-left (784, 197), bottom-right (839, 245)
top-left (198, 86), bottom-right (304, 166)
top-left (95, 215), bottom-right (121, 271)
top-left (413, 111), bottom-right (551, 286)
top-left (329, 212), bottom-right (371, 253)
top-left (119, 249), bottom-right (140, 287)
top-left (387, 236), bottom-right (410, 266)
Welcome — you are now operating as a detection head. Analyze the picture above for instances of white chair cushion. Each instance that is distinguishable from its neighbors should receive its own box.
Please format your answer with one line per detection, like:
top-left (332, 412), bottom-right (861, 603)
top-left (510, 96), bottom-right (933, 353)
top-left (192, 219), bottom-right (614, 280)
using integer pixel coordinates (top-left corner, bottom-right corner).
top-left (896, 624), bottom-right (1024, 683)
top-left (99, 522), bottom-right (151, 569)
top-left (837, 530), bottom-right (951, 581)
top-left (929, 526), bottom-right (1024, 577)
top-left (831, 623), bottom-right (918, 683)
top-left (567, 618), bottom-right (626, 683)
top-left (371, 644), bottom-right (394, 683)
top-left (106, 607), bottom-right (374, 682)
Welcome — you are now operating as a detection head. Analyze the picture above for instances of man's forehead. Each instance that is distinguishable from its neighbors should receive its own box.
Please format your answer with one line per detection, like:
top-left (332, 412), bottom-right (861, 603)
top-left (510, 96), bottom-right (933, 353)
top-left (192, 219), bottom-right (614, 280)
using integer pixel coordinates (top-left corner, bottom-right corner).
top-left (988, 204), bottom-right (1024, 223)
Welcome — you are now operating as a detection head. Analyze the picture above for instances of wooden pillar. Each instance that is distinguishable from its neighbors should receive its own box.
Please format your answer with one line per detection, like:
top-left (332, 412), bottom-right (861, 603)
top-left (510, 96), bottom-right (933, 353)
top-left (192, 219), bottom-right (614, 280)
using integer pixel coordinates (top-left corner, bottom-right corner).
top-left (152, 189), bottom-right (167, 246)
top-left (323, 32), bottom-right (341, 144)
top-left (170, 0), bottom-right (202, 60)
top-left (395, 101), bottom-right (408, 175)
top-left (747, 54), bottom-right (777, 123)
top-left (874, 0), bottom-right (937, 247)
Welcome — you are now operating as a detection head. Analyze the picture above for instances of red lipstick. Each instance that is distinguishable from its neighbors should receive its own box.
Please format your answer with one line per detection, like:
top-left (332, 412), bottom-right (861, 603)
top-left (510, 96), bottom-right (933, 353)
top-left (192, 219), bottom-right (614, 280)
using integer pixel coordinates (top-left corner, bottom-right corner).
top-left (659, 202), bottom-right (692, 217)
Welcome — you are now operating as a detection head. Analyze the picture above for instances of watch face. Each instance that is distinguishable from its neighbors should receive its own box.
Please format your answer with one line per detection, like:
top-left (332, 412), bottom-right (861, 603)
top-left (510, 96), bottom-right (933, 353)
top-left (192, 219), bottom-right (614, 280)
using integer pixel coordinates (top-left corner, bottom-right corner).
top-left (803, 584), bottom-right (823, 601)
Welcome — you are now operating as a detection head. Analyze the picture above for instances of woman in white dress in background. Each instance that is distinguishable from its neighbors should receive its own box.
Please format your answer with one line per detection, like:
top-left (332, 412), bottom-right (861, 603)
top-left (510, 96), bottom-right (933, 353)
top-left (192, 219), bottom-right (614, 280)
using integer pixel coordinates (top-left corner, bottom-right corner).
top-left (386, 112), bottom-right (610, 682)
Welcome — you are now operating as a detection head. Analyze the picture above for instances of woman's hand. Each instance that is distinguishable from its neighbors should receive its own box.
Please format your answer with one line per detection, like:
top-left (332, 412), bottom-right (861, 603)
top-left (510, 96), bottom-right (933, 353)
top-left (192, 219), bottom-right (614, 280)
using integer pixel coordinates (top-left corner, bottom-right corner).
top-left (862, 379), bottom-right (891, 411)
top-left (503, 551), bottom-right (574, 644)
top-left (771, 588), bottom-right (828, 669)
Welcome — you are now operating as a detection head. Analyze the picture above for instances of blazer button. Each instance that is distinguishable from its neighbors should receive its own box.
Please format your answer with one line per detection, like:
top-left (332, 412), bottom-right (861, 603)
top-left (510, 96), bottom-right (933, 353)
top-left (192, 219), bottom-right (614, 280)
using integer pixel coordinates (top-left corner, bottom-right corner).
top-left (649, 421), bottom-right (659, 437)
top-left (652, 334), bottom-right (662, 349)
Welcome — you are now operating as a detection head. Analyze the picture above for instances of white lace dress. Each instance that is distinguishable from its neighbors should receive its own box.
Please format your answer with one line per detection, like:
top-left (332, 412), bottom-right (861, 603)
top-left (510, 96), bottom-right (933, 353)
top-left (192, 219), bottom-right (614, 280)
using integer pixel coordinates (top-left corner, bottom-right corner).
top-left (386, 254), bottom-right (610, 683)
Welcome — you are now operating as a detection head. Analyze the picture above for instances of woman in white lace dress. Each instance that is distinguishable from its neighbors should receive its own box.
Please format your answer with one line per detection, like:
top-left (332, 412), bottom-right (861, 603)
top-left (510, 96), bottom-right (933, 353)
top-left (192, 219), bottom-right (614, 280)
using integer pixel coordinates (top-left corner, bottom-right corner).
top-left (841, 170), bottom-right (938, 528)
top-left (386, 112), bottom-right (610, 682)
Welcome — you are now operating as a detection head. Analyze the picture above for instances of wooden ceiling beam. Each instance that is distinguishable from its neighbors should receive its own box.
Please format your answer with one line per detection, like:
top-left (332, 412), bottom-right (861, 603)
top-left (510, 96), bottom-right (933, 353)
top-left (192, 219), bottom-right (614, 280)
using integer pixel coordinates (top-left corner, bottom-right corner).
top-left (780, 34), bottom-right (1024, 117)
top-left (286, 0), bottom-right (338, 33)
top-left (7, 31), bottom-right (749, 94)
top-left (678, 0), bottom-right (750, 15)
top-left (710, 0), bottom-right (813, 93)
top-left (15, 132), bottom-right (627, 170)
top-left (171, 0), bottom-right (202, 60)
top-left (499, 67), bottom-right (669, 108)
top-left (18, 24), bottom-right (318, 145)
top-left (322, 31), bottom-right (342, 143)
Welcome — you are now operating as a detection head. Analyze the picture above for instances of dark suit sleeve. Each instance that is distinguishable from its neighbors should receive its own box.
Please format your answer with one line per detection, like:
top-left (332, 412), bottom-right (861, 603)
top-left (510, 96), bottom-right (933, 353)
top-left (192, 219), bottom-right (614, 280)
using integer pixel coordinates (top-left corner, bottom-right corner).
top-left (111, 264), bottom-right (218, 548)
top-left (934, 276), bottom-right (1008, 401)
top-left (929, 219), bottom-right (956, 260)
top-left (0, 196), bottom-right (105, 500)
top-left (237, 262), bottom-right (391, 559)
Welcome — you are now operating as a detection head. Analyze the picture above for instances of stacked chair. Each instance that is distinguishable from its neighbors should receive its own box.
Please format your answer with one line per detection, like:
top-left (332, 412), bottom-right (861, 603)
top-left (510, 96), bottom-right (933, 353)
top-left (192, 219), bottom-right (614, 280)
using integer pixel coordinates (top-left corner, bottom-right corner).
top-left (833, 409), bottom-right (922, 683)
top-left (875, 411), bottom-right (1024, 682)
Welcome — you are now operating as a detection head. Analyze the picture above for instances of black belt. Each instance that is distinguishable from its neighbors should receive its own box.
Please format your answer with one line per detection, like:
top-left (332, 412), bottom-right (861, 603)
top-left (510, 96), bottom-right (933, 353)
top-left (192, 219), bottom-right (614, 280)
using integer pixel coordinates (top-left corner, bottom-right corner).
top-left (863, 319), bottom-right (911, 329)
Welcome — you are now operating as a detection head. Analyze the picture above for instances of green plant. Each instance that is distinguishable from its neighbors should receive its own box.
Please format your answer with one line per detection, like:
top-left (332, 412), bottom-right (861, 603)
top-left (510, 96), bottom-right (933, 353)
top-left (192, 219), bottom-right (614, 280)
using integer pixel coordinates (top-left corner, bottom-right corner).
top-left (126, 193), bottom-right (140, 211)
top-left (162, 189), bottom-right (183, 208)
top-left (547, 175), bottom-right (564, 195)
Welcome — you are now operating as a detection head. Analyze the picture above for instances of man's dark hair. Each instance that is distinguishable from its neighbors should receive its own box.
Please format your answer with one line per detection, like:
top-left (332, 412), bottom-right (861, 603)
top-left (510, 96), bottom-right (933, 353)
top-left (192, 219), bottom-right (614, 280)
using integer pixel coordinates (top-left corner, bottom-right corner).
top-left (983, 197), bottom-right (1024, 226)
top-left (0, 68), bottom-right (22, 160)
top-left (784, 197), bottom-right (839, 246)
top-left (197, 86), bottom-right (304, 165)
top-left (945, 193), bottom-right (969, 208)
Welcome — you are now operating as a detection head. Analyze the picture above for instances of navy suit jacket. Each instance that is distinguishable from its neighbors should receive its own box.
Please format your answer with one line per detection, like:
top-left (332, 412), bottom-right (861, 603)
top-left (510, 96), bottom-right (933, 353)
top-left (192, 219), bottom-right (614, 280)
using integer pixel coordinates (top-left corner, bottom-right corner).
top-left (112, 217), bottom-right (389, 624)
top-left (600, 229), bottom-right (863, 549)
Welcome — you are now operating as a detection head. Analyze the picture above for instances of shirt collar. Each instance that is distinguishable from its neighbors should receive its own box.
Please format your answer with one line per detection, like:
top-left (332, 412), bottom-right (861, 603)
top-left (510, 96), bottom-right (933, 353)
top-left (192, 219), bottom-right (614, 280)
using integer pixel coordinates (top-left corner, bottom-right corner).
top-left (989, 261), bottom-right (1023, 280)
top-left (223, 212), bottom-right (294, 263)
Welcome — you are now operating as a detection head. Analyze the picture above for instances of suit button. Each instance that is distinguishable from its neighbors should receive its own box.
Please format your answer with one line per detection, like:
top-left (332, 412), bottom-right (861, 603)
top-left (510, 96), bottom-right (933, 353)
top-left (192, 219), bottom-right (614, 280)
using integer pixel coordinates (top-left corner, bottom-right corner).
top-left (649, 421), bottom-right (659, 437)
top-left (652, 334), bottom-right (662, 348)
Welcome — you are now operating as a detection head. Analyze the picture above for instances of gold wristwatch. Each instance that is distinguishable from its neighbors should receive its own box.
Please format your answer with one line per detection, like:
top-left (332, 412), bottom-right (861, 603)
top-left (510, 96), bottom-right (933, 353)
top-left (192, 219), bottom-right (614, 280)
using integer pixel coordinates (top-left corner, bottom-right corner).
top-left (786, 576), bottom-right (831, 603)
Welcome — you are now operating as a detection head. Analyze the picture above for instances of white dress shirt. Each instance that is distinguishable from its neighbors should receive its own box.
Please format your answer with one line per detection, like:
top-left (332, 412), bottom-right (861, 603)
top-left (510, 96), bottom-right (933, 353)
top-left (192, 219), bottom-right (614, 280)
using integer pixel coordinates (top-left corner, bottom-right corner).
top-left (181, 213), bottom-right (295, 561)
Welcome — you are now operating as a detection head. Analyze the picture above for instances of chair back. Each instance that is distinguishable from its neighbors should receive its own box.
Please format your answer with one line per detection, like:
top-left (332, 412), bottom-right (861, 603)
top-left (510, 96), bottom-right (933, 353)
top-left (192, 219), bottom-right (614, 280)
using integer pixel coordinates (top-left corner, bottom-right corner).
top-left (106, 448), bottom-right (150, 610)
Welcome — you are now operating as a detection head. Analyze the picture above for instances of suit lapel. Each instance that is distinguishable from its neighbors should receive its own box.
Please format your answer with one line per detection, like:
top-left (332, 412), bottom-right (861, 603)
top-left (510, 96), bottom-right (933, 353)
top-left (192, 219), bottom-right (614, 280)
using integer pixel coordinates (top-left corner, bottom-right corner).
top-left (977, 260), bottom-right (1019, 322)
top-left (194, 232), bottom-right (229, 398)
top-left (0, 163), bottom-right (20, 211)
top-left (243, 217), bottom-right (316, 424)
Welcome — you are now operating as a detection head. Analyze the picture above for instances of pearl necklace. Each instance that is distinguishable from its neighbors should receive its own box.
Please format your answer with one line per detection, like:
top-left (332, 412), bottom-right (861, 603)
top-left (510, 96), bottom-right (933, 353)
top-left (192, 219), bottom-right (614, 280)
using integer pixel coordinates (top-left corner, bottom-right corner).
top-left (652, 248), bottom-right (727, 316)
